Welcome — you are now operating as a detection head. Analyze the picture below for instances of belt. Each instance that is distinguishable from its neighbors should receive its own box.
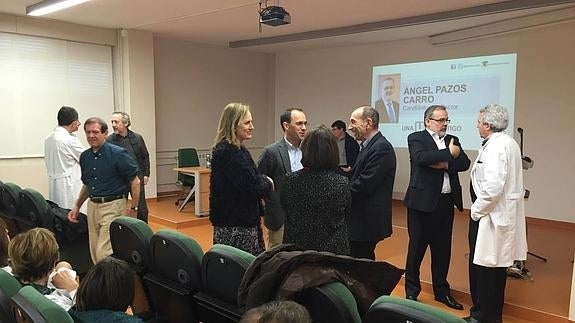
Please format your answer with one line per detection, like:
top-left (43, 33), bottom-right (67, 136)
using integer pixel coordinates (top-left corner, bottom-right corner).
top-left (90, 195), bottom-right (124, 203)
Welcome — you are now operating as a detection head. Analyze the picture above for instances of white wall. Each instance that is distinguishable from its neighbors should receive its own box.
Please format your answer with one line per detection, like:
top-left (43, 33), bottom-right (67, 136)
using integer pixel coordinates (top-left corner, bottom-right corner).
top-left (274, 21), bottom-right (575, 223)
top-left (153, 38), bottom-right (273, 192)
top-left (0, 14), bottom-right (116, 197)
top-left (114, 29), bottom-right (158, 198)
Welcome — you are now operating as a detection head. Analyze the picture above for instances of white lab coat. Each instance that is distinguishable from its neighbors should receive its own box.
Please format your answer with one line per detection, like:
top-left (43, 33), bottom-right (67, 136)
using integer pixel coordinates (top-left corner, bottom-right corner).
top-left (470, 132), bottom-right (528, 267)
top-left (44, 127), bottom-right (86, 213)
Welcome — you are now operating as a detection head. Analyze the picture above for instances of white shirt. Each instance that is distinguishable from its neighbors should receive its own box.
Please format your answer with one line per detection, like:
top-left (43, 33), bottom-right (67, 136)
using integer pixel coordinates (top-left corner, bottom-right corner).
top-left (44, 126), bottom-right (86, 210)
top-left (426, 129), bottom-right (451, 194)
top-left (284, 137), bottom-right (303, 172)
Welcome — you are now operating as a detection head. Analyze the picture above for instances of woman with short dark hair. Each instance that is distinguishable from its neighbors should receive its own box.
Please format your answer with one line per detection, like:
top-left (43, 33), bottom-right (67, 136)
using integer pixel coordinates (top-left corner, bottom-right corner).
top-left (281, 125), bottom-right (350, 255)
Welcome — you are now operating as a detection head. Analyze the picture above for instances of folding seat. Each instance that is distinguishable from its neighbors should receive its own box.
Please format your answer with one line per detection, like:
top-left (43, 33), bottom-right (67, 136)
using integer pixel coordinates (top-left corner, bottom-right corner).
top-left (16, 188), bottom-right (52, 232)
top-left (295, 281), bottom-right (362, 323)
top-left (194, 244), bottom-right (256, 323)
top-left (0, 269), bottom-right (20, 323)
top-left (110, 216), bottom-right (154, 316)
top-left (362, 295), bottom-right (466, 323)
top-left (0, 182), bottom-right (22, 237)
top-left (144, 229), bottom-right (203, 323)
top-left (10, 286), bottom-right (74, 323)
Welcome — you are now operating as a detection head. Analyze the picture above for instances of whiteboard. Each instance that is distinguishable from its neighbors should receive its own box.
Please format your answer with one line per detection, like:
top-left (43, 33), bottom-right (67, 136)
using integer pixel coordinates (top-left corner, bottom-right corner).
top-left (0, 32), bottom-right (114, 158)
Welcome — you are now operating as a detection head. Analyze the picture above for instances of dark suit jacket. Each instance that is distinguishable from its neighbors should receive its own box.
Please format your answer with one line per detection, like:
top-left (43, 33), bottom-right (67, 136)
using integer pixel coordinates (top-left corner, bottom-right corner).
top-left (403, 130), bottom-right (470, 213)
top-left (344, 132), bottom-right (360, 167)
top-left (257, 138), bottom-right (292, 231)
top-left (348, 132), bottom-right (397, 241)
top-left (374, 99), bottom-right (400, 123)
top-left (106, 130), bottom-right (150, 177)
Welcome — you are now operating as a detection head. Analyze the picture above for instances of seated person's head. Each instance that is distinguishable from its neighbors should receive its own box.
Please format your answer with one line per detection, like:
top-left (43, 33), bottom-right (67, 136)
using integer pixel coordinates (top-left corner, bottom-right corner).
top-left (0, 219), bottom-right (10, 267)
top-left (75, 257), bottom-right (135, 312)
top-left (241, 300), bottom-right (311, 323)
top-left (9, 228), bottom-right (59, 283)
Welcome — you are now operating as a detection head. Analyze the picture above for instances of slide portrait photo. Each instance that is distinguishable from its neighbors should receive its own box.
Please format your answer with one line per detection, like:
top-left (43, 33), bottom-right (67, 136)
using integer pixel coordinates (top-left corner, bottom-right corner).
top-left (374, 74), bottom-right (401, 123)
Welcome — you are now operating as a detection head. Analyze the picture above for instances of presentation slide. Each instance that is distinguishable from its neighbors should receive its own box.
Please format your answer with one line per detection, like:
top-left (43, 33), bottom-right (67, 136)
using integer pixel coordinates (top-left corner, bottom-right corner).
top-left (371, 53), bottom-right (517, 150)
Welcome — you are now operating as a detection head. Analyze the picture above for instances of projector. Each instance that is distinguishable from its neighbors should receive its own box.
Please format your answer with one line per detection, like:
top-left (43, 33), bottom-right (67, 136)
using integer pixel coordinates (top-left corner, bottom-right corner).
top-left (259, 5), bottom-right (291, 26)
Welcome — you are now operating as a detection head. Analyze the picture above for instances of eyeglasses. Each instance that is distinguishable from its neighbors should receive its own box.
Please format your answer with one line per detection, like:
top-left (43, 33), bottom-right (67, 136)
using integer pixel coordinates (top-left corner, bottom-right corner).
top-left (428, 118), bottom-right (451, 124)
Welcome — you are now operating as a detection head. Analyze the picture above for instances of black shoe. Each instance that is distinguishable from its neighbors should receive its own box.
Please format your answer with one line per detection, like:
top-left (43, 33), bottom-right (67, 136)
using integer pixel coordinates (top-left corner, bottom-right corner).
top-left (406, 295), bottom-right (418, 302)
top-left (435, 295), bottom-right (463, 310)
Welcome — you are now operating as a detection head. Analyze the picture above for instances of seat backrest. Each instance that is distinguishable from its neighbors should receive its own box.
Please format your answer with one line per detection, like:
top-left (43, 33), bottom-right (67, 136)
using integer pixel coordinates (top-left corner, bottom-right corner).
top-left (110, 216), bottom-right (153, 273)
top-left (149, 229), bottom-right (203, 288)
top-left (144, 229), bottom-right (203, 323)
top-left (201, 244), bottom-right (255, 305)
top-left (177, 148), bottom-right (200, 185)
top-left (362, 295), bottom-right (466, 323)
top-left (0, 183), bottom-right (22, 219)
top-left (0, 269), bottom-right (21, 323)
top-left (18, 189), bottom-right (51, 231)
top-left (295, 282), bottom-right (361, 323)
top-left (11, 286), bottom-right (74, 323)
top-left (0, 183), bottom-right (22, 238)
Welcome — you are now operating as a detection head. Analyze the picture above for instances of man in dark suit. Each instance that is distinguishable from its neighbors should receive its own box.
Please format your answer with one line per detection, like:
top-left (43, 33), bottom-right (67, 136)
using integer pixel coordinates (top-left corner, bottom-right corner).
top-left (258, 108), bottom-right (307, 249)
top-left (374, 77), bottom-right (400, 123)
top-left (347, 106), bottom-right (397, 260)
top-left (403, 105), bottom-right (470, 310)
top-left (331, 120), bottom-right (360, 174)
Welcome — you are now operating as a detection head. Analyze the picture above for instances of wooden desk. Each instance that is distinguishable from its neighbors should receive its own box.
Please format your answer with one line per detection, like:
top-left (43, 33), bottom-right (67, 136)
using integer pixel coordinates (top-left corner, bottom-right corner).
top-left (173, 166), bottom-right (211, 216)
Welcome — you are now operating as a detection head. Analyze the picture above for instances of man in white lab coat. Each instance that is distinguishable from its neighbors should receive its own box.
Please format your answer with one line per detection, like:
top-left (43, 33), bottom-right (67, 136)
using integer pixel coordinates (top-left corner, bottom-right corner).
top-left (466, 104), bottom-right (528, 323)
top-left (44, 106), bottom-right (86, 213)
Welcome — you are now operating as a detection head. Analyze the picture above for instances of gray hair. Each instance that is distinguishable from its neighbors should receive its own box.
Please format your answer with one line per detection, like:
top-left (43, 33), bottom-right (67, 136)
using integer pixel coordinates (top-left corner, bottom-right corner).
top-left (478, 104), bottom-right (509, 132)
top-left (112, 111), bottom-right (131, 127)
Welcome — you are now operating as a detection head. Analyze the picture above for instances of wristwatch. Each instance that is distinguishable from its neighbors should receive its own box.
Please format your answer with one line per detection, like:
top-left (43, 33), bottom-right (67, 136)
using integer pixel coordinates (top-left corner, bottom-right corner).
top-left (131, 206), bottom-right (139, 211)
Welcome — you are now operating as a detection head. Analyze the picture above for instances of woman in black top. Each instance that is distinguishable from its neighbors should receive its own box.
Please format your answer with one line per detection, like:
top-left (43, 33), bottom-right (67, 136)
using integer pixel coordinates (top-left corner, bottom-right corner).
top-left (281, 125), bottom-right (351, 255)
top-left (209, 103), bottom-right (273, 256)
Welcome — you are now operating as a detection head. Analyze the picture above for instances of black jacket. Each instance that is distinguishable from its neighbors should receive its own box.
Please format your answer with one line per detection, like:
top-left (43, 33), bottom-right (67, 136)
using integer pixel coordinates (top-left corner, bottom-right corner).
top-left (403, 130), bottom-right (470, 212)
top-left (107, 130), bottom-right (150, 177)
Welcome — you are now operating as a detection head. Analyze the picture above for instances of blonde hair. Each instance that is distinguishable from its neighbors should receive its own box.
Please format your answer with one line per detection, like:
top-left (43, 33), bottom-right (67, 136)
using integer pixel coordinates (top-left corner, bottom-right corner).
top-left (9, 228), bottom-right (59, 282)
top-left (214, 103), bottom-right (251, 147)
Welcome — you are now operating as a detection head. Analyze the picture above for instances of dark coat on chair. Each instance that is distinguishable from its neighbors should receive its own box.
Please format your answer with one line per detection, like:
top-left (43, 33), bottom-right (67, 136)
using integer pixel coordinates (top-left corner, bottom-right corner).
top-left (403, 130), bottom-right (470, 213)
top-left (348, 132), bottom-right (397, 242)
top-left (257, 138), bottom-right (292, 231)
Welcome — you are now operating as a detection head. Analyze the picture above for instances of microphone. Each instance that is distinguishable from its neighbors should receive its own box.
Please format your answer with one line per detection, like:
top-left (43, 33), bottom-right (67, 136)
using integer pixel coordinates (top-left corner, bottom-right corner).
top-left (517, 127), bottom-right (523, 135)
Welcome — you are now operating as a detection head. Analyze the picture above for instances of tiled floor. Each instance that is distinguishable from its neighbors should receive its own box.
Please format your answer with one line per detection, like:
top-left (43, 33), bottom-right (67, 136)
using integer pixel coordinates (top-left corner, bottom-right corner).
top-left (148, 197), bottom-right (575, 323)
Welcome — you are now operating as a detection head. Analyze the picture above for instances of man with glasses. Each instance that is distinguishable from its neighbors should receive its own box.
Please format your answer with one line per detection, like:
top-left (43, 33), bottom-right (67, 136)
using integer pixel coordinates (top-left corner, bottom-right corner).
top-left (44, 106), bottom-right (86, 212)
top-left (403, 105), bottom-right (470, 310)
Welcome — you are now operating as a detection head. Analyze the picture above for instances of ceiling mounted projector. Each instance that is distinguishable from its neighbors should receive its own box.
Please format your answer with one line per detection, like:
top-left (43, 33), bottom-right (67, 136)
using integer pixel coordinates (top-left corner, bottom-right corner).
top-left (259, 1), bottom-right (291, 27)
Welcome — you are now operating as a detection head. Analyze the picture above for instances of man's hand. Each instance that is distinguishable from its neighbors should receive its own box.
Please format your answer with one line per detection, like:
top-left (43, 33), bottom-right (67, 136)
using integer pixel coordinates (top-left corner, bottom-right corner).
top-left (67, 207), bottom-right (79, 223)
top-left (448, 138), bottom-right (461, 158)
top-left (340, 166), bottom-right (352, 173)
top-left (143, 176), bottom-right (149, 185)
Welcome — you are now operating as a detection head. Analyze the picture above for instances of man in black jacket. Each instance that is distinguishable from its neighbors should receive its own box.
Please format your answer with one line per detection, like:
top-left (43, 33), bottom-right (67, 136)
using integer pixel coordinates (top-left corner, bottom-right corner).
top-left (347, 106), bottom-right (397, 260)
top-left (107, 111), bottom-right (150, 223)
top-left (403, 105), bottom-right (470, 310)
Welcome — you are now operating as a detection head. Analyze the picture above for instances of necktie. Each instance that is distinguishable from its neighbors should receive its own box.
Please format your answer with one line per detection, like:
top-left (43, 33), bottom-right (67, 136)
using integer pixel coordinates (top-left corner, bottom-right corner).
top-left (482, 138), bottom-right (489, 146)
top-left (359, 141), bottom-right (365, 151)
top-left (387, 102), bottom-right (396, 122)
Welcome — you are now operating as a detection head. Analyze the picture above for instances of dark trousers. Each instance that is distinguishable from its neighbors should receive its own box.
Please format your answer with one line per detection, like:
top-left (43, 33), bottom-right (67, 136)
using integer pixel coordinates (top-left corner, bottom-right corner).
top-left (468, 218), bottom-right (506, 322)
top-left (349, 240), bottom-right (377, 260)
top-left (135, 176), bottom-right (149, 223)
top-left (405, 193), bottom-right (454, 298)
